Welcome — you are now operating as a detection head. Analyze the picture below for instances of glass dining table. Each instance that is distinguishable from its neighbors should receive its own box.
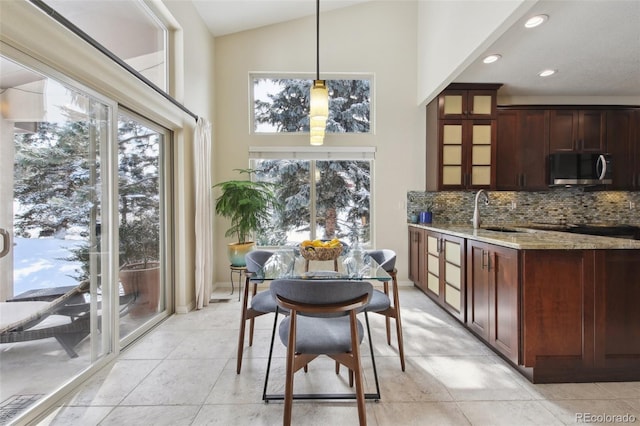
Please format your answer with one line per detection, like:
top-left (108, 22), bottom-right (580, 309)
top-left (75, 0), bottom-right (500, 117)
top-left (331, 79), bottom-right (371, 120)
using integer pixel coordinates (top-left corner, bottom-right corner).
top-left (248, 247), bottom-right (392, 282)
top-left (245, 246), bottom-right (388, 402)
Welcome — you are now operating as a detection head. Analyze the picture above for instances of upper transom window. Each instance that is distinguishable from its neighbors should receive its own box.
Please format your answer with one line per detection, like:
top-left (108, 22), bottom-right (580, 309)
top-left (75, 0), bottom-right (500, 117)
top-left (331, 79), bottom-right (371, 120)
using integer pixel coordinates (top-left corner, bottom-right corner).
top-left (251, 75), bottom-right (372, 134)
top-left (44, 0), bottom-right (167, 91)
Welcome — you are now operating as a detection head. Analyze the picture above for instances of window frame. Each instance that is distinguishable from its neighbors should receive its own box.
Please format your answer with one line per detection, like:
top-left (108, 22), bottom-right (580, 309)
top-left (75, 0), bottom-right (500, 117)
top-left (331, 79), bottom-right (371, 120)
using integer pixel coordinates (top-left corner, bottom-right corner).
top-left (249, 146), bottom-right (376, 248)
top-left (249, 72), bottom-right (375, 135)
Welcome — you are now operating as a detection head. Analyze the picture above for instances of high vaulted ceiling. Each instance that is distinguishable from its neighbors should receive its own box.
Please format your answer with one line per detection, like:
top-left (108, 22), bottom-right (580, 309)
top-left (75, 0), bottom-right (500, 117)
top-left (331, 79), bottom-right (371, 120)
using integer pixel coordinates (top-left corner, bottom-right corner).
top-left (192, 0), bottom-right (640, 99)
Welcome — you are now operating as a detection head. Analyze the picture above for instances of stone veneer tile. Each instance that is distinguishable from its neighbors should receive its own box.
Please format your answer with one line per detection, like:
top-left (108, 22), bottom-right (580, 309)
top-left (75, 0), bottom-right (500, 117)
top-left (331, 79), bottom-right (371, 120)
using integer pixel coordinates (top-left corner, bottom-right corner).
top-left (407, 189), bottom-right (640, 226)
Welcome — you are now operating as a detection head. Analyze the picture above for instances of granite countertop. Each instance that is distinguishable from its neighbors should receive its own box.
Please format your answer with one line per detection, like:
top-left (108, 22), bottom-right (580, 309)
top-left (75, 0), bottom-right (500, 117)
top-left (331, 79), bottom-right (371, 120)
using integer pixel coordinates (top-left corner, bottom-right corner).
top-left (409, 223), bottom-right (640, 250)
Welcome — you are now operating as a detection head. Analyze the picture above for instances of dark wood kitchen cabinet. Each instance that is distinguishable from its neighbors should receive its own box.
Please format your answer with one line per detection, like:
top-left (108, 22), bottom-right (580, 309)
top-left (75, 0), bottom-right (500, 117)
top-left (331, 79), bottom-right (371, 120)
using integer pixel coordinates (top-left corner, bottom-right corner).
top-left (408, 227), bottom-right (425, 291)
top-left (520, 249), bottom-right (640, 383)
top-left (496, 108), bottom-right (549, 190)
top-left (426, 84), bottom-right (501, 191)
top-left (466, 240), bottom-right (519, 364)
top-left (549, 109), bottom-right (606, 153)
top-left (606, 108), bottom-right (639, 190)
top-left (410, 226), bottom-right (640, 383)
top-left (635, 109), bottom-right (640, 189)
top-left (437, 85), bottom-right (499, 120)
top-left (423, 230), bottom-right (466, 321)
top-left (594, 250), bottom-right (640, 370)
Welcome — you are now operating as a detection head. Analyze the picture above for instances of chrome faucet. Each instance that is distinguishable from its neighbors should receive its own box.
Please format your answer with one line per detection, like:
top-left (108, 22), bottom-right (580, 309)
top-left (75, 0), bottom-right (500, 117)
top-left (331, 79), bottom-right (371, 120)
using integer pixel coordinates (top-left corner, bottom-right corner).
top-left (472, 189), bottom-right (490, 229)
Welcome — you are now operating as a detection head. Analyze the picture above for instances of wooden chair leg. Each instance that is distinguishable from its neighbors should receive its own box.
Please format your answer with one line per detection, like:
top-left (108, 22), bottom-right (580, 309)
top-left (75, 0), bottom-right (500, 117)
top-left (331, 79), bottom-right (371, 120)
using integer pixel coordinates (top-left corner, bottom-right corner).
top-left (249, 282), bottom-right (258, 346)
top-left (236, 275), bottom-right (252, 374)
top-left (283, 312), bottom-right (297, 426)
top-left (395, 310), bottom-right (406, 372)
top-left (383, 282), bottom-right (392, 345)
top-left (350, 311), bottom-right (367, 426)
top-left (391, 272), bottom-right (406, 371)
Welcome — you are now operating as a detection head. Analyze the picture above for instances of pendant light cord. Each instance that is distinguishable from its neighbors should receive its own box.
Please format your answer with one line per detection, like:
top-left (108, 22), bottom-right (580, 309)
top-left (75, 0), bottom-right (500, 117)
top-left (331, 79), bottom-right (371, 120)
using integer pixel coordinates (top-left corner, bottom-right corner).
top-left (316, 0), bottom-right (320, 80)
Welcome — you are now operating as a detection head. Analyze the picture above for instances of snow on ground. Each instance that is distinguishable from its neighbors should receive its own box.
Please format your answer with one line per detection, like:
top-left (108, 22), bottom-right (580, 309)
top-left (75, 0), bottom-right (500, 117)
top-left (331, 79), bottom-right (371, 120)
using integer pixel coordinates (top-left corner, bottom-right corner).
top-left (13, 237), bottom-right (83, 295)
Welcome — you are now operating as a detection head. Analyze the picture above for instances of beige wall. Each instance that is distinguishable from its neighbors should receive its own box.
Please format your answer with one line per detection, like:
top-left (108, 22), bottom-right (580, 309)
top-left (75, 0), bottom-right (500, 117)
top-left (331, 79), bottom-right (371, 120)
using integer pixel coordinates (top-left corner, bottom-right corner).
top-left (213, 1), bottom-right (423, 285)
top-left (162, 1), bottom-right (216, 312)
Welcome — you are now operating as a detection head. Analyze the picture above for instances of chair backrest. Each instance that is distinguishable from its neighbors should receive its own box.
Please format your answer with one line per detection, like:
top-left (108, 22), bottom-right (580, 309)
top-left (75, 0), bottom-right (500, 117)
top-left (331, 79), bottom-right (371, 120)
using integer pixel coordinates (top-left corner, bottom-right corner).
top-left (245, 250), bottom-right (274, 274)
top-left (270, 279), bottom-right (372, 317)
top-left (365, 249), bottom-right (396, 272)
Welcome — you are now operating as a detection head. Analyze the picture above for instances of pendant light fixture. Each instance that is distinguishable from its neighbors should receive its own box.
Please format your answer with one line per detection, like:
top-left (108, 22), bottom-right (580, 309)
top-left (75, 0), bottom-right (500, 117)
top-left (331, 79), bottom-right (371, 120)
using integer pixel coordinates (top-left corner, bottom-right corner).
top-left (309, 0), bottom-right (328, 145)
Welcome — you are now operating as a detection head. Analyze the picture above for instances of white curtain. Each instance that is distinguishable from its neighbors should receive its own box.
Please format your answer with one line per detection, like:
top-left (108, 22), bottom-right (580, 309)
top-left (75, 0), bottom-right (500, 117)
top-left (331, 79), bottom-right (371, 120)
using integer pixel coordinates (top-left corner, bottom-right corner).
top-left (194, 117), bottom-right (213, 309)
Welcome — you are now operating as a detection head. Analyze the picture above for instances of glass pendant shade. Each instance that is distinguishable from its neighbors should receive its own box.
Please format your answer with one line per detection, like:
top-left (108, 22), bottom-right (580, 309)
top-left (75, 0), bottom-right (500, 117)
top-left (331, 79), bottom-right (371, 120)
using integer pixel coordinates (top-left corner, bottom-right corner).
top-left (310, 80), bottom-right (328, 122)
top-left (310, 0), bottom-right (327, 146)
top-left (310, 123), bottom-right (325, 146)
top-left (310, 116), bottom-right (327, 132)
top-left (310, 80), bottom-right (328, 145)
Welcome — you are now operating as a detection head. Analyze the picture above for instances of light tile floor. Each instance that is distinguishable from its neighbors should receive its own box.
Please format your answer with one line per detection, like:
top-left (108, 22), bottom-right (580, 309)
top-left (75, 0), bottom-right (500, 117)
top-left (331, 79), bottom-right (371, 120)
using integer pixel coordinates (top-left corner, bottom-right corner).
top-left (38, 287), bottom-right (640, 425)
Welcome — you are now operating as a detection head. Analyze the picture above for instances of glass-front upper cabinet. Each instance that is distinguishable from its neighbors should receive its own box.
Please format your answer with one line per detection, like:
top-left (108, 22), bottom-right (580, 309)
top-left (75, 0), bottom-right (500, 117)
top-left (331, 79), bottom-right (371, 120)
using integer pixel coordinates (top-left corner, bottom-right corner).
top-left (438, 85), bottom-right (500, 120)
top-left (439, 120), bottom-right (495, 188)
top-left (427, 84), bottom-right (500, 191)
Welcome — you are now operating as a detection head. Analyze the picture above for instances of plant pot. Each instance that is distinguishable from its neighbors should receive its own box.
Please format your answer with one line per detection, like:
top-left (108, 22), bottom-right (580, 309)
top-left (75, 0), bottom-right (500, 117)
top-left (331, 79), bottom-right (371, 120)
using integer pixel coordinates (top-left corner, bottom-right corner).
top-left (227, 242), bottom-right (255, 267)
top-left (419, 211), bottom-right (433, 224)
top-left (119, 261), bottom-right (160, 318)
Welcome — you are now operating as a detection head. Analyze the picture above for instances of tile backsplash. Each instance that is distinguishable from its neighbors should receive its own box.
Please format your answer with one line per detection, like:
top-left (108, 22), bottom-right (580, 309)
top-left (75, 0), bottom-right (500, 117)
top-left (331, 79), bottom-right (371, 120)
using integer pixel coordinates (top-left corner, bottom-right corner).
top-left (407, 189), bottom-right (640, 226)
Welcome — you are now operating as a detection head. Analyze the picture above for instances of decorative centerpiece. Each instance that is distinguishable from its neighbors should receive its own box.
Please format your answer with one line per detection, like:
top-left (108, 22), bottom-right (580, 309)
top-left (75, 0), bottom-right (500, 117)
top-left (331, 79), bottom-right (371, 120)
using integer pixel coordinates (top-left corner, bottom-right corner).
top-left (299, 239), bottom-right (343, 261)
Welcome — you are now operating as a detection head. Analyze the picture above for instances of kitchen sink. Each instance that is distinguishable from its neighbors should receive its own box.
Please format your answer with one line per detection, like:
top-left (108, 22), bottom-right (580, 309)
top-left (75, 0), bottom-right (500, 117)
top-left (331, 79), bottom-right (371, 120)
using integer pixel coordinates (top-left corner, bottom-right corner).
top-left (483, 226), bottom-right (521, 233)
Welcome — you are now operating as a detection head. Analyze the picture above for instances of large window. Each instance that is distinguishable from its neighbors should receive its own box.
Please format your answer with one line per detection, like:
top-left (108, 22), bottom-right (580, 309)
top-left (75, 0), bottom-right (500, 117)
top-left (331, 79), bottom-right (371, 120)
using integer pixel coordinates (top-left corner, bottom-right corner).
top-left (252, 75), bottom-right (372, 133)
top-left (250, 148), bottom-right (374, 248)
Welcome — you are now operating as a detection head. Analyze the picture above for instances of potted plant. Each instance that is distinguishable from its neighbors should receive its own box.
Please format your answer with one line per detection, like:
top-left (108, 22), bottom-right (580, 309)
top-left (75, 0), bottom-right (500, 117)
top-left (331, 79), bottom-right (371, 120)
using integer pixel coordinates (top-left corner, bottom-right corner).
top-left (420, 202), bottom-right (434, 224)
top-left (214, 169), bottom-right (282, 267)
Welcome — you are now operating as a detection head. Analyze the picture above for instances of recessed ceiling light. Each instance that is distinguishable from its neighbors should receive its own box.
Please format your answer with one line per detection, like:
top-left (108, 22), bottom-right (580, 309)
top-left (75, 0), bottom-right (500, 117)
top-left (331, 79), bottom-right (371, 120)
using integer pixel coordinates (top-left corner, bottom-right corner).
top-left (538, 69), bottom-right (556, 77)
top-left (483, 54), bottom-right (502, 64)
top-left (525, 14), bottom-right (548, 28)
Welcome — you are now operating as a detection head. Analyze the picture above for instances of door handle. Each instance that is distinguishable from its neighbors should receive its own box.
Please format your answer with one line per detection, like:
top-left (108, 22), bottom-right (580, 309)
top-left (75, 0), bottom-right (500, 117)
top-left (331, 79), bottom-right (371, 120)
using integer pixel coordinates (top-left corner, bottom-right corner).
top-left (0, 228), bottom-right (10, 258)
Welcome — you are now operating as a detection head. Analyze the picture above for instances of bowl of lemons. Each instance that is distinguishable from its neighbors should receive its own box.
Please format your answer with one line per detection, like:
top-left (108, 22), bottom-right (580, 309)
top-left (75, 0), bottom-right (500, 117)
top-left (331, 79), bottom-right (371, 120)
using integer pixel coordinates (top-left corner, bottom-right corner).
top-left (299, 238), bottom-right (343, 261)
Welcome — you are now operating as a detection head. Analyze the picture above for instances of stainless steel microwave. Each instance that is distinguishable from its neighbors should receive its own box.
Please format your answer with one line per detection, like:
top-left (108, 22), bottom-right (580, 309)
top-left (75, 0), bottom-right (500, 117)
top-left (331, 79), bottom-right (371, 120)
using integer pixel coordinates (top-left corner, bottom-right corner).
top-left (549, 153), bottom-right (612, 186)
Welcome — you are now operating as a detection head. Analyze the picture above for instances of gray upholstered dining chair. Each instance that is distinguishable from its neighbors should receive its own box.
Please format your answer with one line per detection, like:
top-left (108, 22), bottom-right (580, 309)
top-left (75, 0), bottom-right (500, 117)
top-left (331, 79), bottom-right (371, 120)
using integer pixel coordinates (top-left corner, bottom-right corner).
top-left (364, 249), bottom-right (405, 371)
top-left (270, 279), bottom-right (373, 426)
top-left (236, 249), bottom-right (277, 374)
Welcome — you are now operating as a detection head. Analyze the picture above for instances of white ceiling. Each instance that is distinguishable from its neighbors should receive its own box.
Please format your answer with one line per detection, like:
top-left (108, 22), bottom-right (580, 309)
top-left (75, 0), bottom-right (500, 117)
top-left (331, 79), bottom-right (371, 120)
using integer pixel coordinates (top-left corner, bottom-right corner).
top-left (192, 0), bottom-right (640, 99)
top-left (192, 0), bottom-right (370, 37)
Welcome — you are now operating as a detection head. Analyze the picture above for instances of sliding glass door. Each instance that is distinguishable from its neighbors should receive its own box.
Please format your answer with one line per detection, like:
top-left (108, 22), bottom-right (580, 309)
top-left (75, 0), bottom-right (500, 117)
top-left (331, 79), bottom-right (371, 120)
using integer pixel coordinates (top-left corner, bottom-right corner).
top-left (0, 53), bottom-right (172, 422)
top-left (0, 55), bottom-right (112, 415)
top-left (117, 111), bottom-right (170, 342)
